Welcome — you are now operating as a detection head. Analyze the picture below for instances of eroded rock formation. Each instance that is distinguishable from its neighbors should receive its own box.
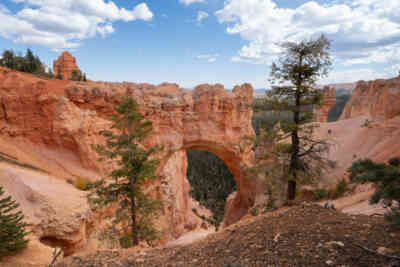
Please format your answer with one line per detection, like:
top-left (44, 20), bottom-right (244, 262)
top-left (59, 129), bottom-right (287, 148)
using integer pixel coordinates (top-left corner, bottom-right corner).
top-left (64, 82), bottom-right (256, 226)
top-left (53, 51), bottom-right (81, 80)
top-left (0, 166), bottom-right (91, 257)
top-left (340, 75), bottom-right (400, 120)
top-left (314, 86), bottom-right (336, 122)
top-left (0, 67), bottom-right (256, 255)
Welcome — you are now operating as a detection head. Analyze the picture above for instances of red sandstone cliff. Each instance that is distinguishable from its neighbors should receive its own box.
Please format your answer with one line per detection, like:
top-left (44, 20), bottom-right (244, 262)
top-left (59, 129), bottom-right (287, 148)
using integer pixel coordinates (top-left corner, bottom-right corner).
top-left (53, 51), bottom-right (81, 80)
top-left (0, 66), bottom-right (256, 260)
top-left (340, 75), bottom-right (400, 120)
top-left (314, 86), bottom-right (336, 122)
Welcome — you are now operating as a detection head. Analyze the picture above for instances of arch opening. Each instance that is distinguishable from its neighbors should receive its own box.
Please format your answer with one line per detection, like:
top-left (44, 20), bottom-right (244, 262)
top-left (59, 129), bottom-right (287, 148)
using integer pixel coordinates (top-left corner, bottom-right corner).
top-left (156, 140), bottom-right (256, 240)
top-left (186, 149), bottom-right (236, 229)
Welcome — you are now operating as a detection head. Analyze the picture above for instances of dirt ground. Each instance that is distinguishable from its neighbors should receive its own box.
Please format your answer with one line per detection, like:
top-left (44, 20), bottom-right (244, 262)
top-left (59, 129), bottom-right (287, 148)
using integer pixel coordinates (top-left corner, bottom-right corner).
top-left (57, 204), bottom-right (400, 267)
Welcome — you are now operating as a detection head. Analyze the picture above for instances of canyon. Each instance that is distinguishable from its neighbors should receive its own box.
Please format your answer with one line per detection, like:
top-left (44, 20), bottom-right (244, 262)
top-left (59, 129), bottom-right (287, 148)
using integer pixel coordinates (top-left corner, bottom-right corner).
top-left (0, 64), bottom-right (400, 266)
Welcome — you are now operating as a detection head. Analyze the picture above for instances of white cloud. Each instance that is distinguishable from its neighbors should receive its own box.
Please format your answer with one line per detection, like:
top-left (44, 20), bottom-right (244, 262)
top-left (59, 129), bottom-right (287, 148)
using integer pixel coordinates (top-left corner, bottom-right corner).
top-left (216, 0), bottom-right (400, 67)
top-left (321, 68), bottom-right (388, 84)
top-left (384, 64), bottom-right (400, 77)
top-left (196, 53), bottom-right (219, 62)
top-left (179, 0), bottom-right (206, 6)
top-left (196, 53), bottom-right (219, 59)
top-left (196, 11), bottom-right (209, 24)
top-left (0, 1), bottom-right (153, 50)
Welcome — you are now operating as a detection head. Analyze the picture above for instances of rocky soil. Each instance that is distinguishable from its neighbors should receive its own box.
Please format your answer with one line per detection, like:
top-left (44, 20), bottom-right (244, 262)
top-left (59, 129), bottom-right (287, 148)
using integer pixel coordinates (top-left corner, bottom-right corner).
top-left (57, 204), bottom-right (400, 267)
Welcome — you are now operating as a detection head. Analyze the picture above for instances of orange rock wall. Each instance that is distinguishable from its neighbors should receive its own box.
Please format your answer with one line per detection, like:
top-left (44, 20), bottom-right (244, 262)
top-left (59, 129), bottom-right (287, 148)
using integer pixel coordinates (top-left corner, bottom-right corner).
top-left (340, 75), bottom-right (400, 120)
top-left (314, 86), bottom-right (336, 122)
top-left (0, 67), bottom-right (256, 232)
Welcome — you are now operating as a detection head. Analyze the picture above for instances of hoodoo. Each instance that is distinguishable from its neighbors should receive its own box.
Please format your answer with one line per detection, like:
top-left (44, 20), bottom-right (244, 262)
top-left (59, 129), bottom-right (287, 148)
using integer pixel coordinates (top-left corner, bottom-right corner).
top-left (53, 51), bottom-right (81, 80)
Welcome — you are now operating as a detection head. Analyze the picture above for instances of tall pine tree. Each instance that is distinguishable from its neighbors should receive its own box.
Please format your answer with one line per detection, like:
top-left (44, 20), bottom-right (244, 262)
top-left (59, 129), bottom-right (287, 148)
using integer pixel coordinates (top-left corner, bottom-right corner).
top-left (0, 186), bottom-right (29, 259)
top-left (255, 35), bottom-right (334, 201)
top-left (89, 96), bottom-right (161, 247)
top-left (25, 49), bottom-right (35, 73)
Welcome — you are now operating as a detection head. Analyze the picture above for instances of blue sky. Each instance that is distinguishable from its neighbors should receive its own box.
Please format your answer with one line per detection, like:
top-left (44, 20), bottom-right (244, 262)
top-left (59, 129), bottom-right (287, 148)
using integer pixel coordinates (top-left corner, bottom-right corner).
top-left (1, 0), bottom-right (400, 89)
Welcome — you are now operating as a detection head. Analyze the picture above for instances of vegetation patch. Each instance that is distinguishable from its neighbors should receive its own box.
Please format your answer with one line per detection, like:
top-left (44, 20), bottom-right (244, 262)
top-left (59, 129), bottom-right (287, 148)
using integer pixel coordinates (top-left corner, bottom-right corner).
top-left (313, 188), bottom-right (328, 201)
top-left (349, 158), bottom-right (400, 228)
top-left (327, 94), bottom-right (351, 122)
top-left (0, 49), bottom-right (53, 78)
top-left (0, 186), bottom-right (29, 260)
top-left (73, 176), bottom-right (91, 191)
top-left (186, 149), bottom-right (236, 229)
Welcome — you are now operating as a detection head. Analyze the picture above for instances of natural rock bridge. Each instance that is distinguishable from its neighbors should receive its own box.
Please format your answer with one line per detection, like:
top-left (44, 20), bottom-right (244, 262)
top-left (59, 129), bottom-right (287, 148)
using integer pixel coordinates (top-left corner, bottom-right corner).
top-left (66, 82), bottom-right (257, 227)
top-left (0, 67), bottom-right (257, 249)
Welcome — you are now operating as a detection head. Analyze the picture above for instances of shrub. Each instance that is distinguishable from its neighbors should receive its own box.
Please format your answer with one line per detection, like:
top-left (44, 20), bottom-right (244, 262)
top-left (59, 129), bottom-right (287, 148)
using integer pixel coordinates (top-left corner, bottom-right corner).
top-left (250, 207), bottom-right (259, 217)
top-left (96, 225), bottom-right (119, 249)
top-left (325, 179), bottom-right (349, 200)
top-left (74, 176), bottom-right (90, 191)
top-left (119, 235), bottom-right (133, 249)
top-left (348, 158), bottom-right (400, 228)
top-left (332, 179), bottom-right (348, 199)
top-left (0, 186), bottom-right (29, 259)
top-left (389, 157), bottom-right (400, 167)
top-left (265, 186), bottom-right (276, 211)
top-left (313, 188), bottom-right (327, 201)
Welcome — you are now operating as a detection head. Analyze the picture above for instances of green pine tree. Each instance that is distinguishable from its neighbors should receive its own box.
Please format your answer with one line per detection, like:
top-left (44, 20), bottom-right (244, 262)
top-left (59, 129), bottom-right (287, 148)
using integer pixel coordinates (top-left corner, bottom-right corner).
top-left (254, 35), bottom-right (334, 201)
top-left (70, 70), bottom-right (79, 81)
top-left (0, 186), bottom-right (29, 259)
top-left (1, 50), bottom-right (15, 69)
top-left (88, 96), bottom-right (162, 247)
top-left (25, 49), bottom-right (35, 73)
top-left (56, 64), bottom-right (63, 80)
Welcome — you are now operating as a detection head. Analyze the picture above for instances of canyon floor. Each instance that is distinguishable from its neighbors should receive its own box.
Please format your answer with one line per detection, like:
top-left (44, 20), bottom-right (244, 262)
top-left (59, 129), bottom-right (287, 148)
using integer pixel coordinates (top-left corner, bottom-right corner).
top-left (56, 204), bottom-right (400, 267)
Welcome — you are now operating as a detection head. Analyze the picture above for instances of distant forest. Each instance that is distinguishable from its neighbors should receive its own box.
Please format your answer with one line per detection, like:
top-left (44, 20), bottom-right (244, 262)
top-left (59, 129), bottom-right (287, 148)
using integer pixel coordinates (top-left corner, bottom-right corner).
top-left (186, 149), bottom-right (236, 229)
top-left (0, 49), bottom-right (53, 78)
top-left (0, 49), bottom-right (86, 81)
top-left (328, 91), bottom-right (351, 122)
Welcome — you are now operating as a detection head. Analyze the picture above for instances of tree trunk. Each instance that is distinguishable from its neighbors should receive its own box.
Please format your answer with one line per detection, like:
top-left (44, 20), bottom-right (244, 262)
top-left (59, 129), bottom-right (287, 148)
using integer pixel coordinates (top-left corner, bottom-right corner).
top-left (287, 180), bottom-right (297, 200)
top-left (288, 71), bottom-right (302, 201)
top-left (129, 174), bottom-right (139, 246)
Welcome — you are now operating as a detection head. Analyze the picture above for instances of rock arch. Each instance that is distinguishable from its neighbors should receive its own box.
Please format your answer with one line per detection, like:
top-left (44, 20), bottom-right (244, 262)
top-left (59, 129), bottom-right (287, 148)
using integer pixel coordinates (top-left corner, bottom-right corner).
top-left (0, 68), bottom-right (257, 242)
top-left (144, 83), bottom-right (256, 226)
top-left (159, 139), bottom-right (254, 227)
